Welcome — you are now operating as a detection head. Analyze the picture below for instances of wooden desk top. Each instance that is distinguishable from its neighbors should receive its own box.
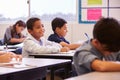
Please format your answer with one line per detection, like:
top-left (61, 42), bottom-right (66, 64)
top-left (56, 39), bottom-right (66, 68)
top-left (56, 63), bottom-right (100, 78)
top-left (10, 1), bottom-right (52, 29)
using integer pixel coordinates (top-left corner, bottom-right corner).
top-left (65, 72), bottom-right (120, 80)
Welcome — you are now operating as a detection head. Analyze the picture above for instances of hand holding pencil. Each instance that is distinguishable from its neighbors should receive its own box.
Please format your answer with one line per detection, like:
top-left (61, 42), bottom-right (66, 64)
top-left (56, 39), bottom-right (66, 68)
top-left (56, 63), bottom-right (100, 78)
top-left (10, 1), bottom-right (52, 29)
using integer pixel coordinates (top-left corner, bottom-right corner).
top-left (0, 51), bottom-right (22, 63)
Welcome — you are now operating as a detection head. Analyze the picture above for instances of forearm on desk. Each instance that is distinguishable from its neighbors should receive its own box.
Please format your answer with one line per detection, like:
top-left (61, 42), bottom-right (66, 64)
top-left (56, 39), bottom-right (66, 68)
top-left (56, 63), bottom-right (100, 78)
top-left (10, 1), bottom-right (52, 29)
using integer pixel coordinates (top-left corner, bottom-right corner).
top-left (92, 59), bottom-right (120, 72)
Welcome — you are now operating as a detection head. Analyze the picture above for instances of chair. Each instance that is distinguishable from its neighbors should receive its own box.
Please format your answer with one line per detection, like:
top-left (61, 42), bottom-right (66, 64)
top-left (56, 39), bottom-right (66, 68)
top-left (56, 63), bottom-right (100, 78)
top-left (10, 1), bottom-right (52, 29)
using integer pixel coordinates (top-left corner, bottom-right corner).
top-left (0, 39), bottom-right (4, 45)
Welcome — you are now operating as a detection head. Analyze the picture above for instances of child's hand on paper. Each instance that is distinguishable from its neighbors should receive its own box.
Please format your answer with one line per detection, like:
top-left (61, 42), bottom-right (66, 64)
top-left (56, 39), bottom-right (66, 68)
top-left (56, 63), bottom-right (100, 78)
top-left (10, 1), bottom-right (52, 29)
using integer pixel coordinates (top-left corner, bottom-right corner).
top-left (0, 52), bottom-right (15, 63)
top-left (15, 54), bottom-right (22, 62)
top-left (0, 51), bottom-right (22, 63)
top-left (60, 47), bottom-right (70, 52)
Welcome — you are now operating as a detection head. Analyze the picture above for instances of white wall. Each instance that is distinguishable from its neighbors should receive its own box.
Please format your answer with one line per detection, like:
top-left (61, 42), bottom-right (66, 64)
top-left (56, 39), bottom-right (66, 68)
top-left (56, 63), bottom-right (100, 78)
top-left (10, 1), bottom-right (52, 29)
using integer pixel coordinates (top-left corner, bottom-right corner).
top-left (0, 24), bottom-right (11, 39)
top-left (0, 22), bottom-right (94, 43)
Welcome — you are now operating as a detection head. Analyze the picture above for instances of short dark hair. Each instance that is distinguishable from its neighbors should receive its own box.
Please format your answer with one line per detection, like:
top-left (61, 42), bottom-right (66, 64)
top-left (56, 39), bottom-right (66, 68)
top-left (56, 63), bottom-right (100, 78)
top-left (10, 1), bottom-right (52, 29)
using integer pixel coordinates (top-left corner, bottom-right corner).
top-left (26, 17), bottom-right (40, 30)
top-left (93, 17), bottom-right (120, 52)
top-left (51, 17), bottom-right (67, 32)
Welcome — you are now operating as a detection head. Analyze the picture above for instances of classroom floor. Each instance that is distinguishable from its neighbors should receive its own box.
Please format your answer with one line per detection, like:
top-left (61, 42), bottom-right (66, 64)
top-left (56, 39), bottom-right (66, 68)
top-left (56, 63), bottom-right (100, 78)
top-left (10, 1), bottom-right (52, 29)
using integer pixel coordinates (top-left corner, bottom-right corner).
top-left (46, 73), bottom-right (63, 80)
top-left (46, 67), bottom-right (73, 80)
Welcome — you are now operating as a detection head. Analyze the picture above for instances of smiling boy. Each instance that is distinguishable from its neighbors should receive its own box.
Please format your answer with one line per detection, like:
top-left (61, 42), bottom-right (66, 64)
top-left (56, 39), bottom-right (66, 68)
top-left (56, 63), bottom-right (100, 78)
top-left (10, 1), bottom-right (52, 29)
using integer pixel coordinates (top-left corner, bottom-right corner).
top-left (22, 17), bottom-right (69, 57)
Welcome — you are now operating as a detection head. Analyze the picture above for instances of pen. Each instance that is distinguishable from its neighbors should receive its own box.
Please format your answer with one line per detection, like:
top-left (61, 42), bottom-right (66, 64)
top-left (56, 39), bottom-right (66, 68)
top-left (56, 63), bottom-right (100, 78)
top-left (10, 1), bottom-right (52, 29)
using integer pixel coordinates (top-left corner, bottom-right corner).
top-left (84, 33), bottom-right (90, 42)
top-left (5, 43), bottom-right (8, 53)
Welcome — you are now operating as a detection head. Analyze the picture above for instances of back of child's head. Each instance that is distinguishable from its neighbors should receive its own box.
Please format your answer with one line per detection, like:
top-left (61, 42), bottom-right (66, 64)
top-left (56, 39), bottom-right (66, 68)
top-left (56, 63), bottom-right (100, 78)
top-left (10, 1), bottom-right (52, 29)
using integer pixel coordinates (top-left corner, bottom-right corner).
top-left (93, 17), bottom-right (120, 52)
top-left (26, 17), bottom-right (40, 30)
top-left (51, 17), bottom-right (67, 32)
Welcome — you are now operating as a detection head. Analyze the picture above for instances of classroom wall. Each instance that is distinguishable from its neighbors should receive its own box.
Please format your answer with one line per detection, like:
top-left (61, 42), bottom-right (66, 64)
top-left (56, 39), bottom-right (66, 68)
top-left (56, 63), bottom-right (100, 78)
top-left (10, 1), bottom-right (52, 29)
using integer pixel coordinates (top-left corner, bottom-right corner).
top-left (0, 22), bottom-right (94, 43)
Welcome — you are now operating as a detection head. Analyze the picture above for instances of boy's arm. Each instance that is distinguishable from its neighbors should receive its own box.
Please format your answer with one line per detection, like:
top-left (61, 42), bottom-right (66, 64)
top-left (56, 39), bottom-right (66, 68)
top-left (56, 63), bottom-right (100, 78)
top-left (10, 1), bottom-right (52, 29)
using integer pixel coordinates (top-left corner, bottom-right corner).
top-left (10, 38), bottom-right (25, 43)
top-left (23, 38), bottom-right (60, 54)
top-left (0, 52), bottom-right (20, 63)
top-left (91, 59), bottom-right (120, 72)
top-left (60, 41), bottom-right (81, 50)
top-left (46, 40), bottom-right (70, 52)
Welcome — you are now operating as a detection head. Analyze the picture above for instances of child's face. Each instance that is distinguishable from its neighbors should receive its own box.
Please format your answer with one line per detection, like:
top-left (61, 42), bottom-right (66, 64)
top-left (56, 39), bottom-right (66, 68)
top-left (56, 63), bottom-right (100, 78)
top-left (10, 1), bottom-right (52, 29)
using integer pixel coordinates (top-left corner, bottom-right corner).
top-left (16, 25), bottom-right (25, 34)
top-left (99, 44), bottom-right (112, 56)
top-left (94, 39), bottom-right (112, 56)
top-left (29, 20), bottom-right (45, 40)
top-left (56, 23), bottom-right (68, 37)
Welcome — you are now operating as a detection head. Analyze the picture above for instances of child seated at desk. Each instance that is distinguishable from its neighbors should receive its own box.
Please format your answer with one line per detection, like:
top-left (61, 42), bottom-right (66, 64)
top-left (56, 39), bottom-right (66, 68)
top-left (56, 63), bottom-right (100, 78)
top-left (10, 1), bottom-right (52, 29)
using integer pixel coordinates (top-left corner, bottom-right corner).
top-left (3, 20), bottom-right (26, 45)
top-left (3, 20), bottom-right (26, 54)
top-left (48, 17), bottom-right (81, 50)
top-left (73, 17), bottom-right (120, 75)
top-left (22, 17), bottom-right (69, 57)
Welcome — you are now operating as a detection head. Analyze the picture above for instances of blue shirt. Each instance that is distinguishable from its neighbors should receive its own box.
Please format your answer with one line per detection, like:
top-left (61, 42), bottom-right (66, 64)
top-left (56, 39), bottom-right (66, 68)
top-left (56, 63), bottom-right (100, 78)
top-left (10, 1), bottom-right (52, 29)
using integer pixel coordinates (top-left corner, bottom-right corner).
top-left (73, 40), bottom-right (120, 75)
top-left (48, 33), bottom-right (70, 44)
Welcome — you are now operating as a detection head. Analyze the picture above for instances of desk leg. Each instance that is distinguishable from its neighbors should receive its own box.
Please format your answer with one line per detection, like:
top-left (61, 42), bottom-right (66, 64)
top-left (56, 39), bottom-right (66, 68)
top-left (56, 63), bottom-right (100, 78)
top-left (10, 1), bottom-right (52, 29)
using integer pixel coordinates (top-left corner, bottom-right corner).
top-left (48, 62), bottom-right (72, 80)
top-left (37, 77), bottom-right (46, 80)
top-left (50, 69), bottom-right (55, 80)
top-left (42, 77), bottom-right (46, 80)
top-left (0, 75), bottom-right (11, 80)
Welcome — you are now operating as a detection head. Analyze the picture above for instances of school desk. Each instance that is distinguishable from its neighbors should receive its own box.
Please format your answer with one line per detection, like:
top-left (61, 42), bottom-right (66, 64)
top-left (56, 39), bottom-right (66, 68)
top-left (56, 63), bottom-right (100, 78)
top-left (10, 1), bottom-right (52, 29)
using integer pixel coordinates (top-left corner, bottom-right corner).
top-left (0, 58), bottom-right (71, 80)
top-left (65, 72), bottom-right (120, 80)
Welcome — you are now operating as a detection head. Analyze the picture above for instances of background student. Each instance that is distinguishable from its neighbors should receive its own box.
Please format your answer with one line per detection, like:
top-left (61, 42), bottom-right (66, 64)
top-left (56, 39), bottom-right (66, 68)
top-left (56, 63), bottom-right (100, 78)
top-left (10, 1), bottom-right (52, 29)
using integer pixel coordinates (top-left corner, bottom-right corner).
top-left (22, 17), bottom-right (69, 57)
top-left (3, 20), bottom-right (26, 45)
top-left (0, 51), bottom-right (22, 63)
top-left (48, 17), bottom-right (81, 50)
top-left (73, 17), bottom-right (120, 76)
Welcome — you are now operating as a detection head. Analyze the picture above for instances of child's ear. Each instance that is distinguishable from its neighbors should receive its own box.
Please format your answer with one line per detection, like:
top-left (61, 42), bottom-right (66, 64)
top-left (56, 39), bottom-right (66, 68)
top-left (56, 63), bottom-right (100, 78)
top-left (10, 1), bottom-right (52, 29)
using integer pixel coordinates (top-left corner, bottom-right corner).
top-left (93, 39), bottom-right (101, 47)
top-left (55, 27), bottom-right (59, 32)
top-left (28, 29), bottom-right (32, 34)
top-left (93, 39), bottom-right (98, 44)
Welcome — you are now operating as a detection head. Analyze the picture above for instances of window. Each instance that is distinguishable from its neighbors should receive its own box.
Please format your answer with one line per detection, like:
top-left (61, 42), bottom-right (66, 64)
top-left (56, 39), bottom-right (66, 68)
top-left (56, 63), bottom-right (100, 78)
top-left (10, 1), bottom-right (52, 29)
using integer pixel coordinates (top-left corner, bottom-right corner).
top-left (0, 0), bottom-right (28, 23)
top-left (30, 0), bottom-right (76, 21)
top-left (0, 0), bottom-right (76, 22)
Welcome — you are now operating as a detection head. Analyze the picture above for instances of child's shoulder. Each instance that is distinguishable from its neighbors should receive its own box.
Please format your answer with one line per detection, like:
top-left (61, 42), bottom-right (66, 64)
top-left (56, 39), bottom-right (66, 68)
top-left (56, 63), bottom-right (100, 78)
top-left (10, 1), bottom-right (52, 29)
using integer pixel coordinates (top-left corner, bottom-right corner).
top-left (77, 40), bottom-right (92, 51)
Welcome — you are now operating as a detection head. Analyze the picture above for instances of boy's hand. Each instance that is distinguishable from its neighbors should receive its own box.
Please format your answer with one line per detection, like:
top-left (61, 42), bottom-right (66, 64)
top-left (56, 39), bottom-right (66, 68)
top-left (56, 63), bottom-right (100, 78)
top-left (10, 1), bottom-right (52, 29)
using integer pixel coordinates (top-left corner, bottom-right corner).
top-left (15, 54), bottom-right (22, 62)
top-left (0, 52), bottom-right (22, 63)
top-left (19, 38), bottom-right (25, 42)
top-left (0, 52), bottom-right (14, 63)
top-left (60, 47), bottom-right (70, 52)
